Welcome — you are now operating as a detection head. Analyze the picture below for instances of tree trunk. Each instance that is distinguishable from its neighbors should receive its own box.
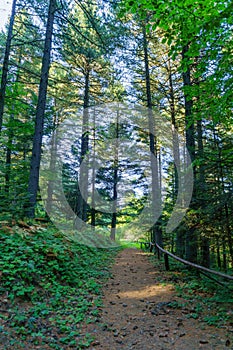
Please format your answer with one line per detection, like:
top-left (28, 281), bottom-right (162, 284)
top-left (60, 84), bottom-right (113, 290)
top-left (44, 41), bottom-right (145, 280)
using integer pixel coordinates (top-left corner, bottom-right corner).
top-left (0, 0), bottom-right (17, 132)
top-left (142, 23), bottom-right (162, 248)
top-left (27, 0), bottom-right (56, 217)
top-left (176, 228), bottom-right (185, 258)
top-left (182, 46), bottom-right (195, 164)
top-left (91, 107), bottom-right (96, 228)
top-left (182, 45), bottom-right (197, 263)
top-left (110, 109), bottom-right (120, 241)
top-left (167, 59), bottom-right (184, 256)
top-left (5, 119), bottom-right (13, 195)
top-left (46, 106), bottom-right (58, 215)
top-left (222, 235), bottom-right (227, 272)
top-left (78, 67), bottom-right (90, 225)
top-left (197, 116), bottom-right (210, 267)
top-left (4, 50), bottom-right (22, 208)
top-left (168, 59), bottom-right (181, 197)
top-left (201, 237), bottom-right (210, 268)
top-left (216, 237), bottom-right (221, 268)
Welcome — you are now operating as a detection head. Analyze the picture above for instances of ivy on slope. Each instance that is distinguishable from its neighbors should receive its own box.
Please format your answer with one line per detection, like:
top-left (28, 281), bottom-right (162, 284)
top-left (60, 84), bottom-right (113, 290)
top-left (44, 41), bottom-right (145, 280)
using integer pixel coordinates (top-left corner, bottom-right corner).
top-left (0, 226), bottom-right (118, 349)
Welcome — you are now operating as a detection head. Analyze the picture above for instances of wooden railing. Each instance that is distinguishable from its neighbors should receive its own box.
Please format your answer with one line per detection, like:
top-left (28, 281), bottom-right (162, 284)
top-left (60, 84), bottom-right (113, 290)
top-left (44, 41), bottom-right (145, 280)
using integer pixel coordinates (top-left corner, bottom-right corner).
top-left (155, 243), bottom-right (233, 281)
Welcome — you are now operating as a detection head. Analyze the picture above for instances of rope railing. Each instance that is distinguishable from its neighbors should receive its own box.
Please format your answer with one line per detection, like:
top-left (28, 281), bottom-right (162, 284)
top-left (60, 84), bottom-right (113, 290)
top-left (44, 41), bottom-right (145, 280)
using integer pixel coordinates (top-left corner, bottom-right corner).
top-left (155, 243), bottom-right (233, 281)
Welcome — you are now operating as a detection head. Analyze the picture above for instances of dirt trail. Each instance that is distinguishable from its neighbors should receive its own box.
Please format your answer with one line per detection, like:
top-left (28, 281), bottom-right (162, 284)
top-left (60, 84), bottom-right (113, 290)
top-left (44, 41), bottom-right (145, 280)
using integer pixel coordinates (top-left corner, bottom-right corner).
top-left (86, 248), bottom-right (233, 350)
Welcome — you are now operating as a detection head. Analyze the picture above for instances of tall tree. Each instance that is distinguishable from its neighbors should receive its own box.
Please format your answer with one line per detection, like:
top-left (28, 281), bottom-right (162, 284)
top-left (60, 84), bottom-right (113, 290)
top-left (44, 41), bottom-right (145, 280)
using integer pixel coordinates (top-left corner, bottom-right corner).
top-left (181, 45), bottom-right (198, 263)
top-left (142, 23), bottom-right (162, 248)
top-left (0, 0), bottom-right (17, 132)
top-left (27, 0), bottom-right (57, 217)
top-left (110, 108), bottom-right (120, 241)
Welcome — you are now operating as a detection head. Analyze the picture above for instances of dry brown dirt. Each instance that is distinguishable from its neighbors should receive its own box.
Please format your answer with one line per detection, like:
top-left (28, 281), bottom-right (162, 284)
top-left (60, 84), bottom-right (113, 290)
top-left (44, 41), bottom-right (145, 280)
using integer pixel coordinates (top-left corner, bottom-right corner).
top-left (85, 248), bottom-right (233, 350)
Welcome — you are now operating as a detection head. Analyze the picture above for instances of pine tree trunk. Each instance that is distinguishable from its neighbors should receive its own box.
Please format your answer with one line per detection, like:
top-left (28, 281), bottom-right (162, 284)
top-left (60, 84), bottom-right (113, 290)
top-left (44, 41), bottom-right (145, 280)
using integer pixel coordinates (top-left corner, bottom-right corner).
top-left (79, 67), bottom-right (90, 225)
top-left (194, 60), bottom-right (210, 267)
top-left (5, 120), bottom-right (13, 195)
top-left (168, 59), bottom-right (181, 192)
top-left (142, 24), bottom-right (162, 248)
top-left (201, 237), bottom-right (210, 268)
top-left (27, 0), bottom-right (56, 218)
top-left (4, 51), bottom-right (22, 209)
top-left (216, 237), bottom-right (221, 268)
top-left (46, 109), bottom-right (58, 215)
top-left (176, 229), bottom-right (185, 258)
top-left (182, 45), bottom-right (198, 263)
top-left (91, 107), bottom-right (96, 228)
top-left (197, 118), bottom-right (210, 267)
top-left (168, 59), bottom-right (183, 256)
top-left (110, 109), bottom-right (120, 241)
top-left (0, 0), bottom-right (17, 132)
top-left (222, 235), bottom-right (227, 272)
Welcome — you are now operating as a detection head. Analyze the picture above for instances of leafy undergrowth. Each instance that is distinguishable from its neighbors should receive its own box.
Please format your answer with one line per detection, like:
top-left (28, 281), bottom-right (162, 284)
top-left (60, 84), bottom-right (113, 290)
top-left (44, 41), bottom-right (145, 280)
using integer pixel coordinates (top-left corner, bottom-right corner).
top-left (0, 224), bottom-right (119, 349)
top-left (149, 254), bottom-right (233, 329)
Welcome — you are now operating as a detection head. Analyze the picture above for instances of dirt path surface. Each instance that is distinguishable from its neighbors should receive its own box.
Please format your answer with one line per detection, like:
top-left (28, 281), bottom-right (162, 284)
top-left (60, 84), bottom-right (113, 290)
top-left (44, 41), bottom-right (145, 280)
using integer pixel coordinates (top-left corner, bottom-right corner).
top-left (86, 248), bottom-right (233, 350)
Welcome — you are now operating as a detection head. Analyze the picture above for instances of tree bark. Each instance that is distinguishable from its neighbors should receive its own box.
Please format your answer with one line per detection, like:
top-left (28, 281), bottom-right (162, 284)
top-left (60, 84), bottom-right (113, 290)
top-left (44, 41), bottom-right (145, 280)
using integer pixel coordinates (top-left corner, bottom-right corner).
top-left (27, 0), bottom-right (57, 218)
top-left (110, 109), bottom-right (120, 241)
top-left (216, 237), bottom-right (221, 268)
top-left (46, 105), bottom-right (58, 216)
top-left (142, 23), bottom-right (162, 248)
top-left (5, 119), bottom-right (13, 195)
top-left (197, 118), bottom-right (210, 267)
top-left (4, 50), bottom-right (22, 208)
top-left (167, 59), bottom-right (184, 257)
top-left (0, 0), bottom-right (17, 132)
top-left (91, 107), bottom-right (96, 228)
top-left (79, 66), bottom-right (90, 224)
top-left (182, 45), bottom-right (198, 263)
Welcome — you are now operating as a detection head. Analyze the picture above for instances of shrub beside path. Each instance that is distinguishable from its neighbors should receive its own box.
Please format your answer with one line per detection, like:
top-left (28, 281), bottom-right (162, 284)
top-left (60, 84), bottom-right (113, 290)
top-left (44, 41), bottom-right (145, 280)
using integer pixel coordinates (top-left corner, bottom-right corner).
top-left (85, 248), bottom-right (233, 350)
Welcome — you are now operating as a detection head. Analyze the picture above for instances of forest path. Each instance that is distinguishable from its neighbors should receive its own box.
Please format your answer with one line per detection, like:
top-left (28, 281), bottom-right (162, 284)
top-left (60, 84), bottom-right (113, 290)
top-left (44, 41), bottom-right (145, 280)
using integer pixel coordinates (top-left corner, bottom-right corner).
top-left (85, 248), bottom-right (232, 350)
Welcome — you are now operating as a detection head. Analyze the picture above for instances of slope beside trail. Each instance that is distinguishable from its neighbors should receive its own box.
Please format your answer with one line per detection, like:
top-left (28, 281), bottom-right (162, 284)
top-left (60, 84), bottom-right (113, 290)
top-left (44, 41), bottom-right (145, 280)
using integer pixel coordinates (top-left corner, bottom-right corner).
top-left (84, 248), bottom-right (232, 350)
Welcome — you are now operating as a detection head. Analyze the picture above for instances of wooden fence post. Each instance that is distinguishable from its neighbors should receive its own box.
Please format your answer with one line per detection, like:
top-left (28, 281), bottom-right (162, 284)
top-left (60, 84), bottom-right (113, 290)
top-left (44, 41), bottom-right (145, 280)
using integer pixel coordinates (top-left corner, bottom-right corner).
top-left (164, 253), bottom-right (169, 271)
